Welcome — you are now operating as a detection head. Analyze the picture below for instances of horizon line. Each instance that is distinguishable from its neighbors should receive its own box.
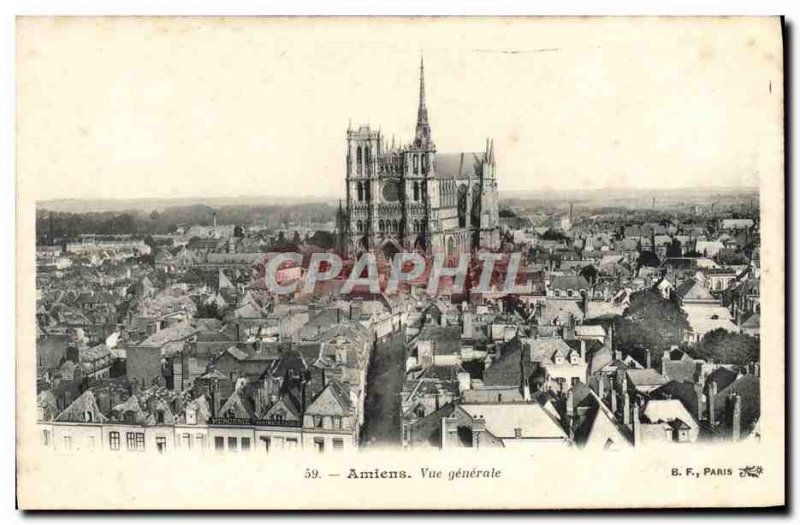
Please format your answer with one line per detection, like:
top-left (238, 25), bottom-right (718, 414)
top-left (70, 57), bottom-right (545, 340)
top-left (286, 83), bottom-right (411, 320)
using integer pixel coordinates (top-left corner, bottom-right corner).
top-left (37, 185), bottom-right (760, 205)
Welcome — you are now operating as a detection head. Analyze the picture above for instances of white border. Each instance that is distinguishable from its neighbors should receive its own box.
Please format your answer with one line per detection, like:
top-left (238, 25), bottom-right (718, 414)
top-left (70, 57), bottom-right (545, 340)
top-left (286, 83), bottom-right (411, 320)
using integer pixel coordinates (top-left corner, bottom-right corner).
top-left (4, 0), bottom-right (797, 521)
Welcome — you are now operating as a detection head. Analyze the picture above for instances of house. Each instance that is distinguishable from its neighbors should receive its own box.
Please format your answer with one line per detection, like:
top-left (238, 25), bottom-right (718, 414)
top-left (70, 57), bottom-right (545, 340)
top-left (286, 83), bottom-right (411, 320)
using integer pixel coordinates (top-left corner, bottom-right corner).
top-left (573, 324), bottom-right (606, 343)
top-left (537, 299), bottom-right (585, 326)
top-left (682, 304), bottom-right (738, 343)
top-left (720, 218), bottom-right (755, 231)
top-left (213, 342), bottom-right (282, 382)
top-left (650, 380), bottom-right (704, 424)
top-left (660, 348), bottom-right (702, 383)
top-left (625, 368), bottom-right (669, 394)
top-left (302, 379), bottom-right (358, 452)
top-left (126, 345), bottom-right (163, 388)
top-left (571, 389), bottom-right (633, 451)
top-left (403, 401), bottom-right (570, 450)
top-left (638, 399), bottom-right (700, 444)
top-left (740, 313), bottom-right (760, 338)
top-left (411, 325), bottom-right (462, 369)
top-left (526, 337), bottom-right (588, 393)
top-left (673, 278), bottom-right (720, 306)
top-left (43, 391), bottom-right (107, 453)
top-left (547, 275), bottom-right (590, 299)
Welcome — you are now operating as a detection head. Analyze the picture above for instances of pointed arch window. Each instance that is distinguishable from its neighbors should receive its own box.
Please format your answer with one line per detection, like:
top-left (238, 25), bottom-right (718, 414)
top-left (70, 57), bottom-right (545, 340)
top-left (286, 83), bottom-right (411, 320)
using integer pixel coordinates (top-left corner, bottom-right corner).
top-left (356, 146), bottom-right (362, 175)
top-left (356, 220), bottom-right (363, 233)
top-left (357, 182), bottom-right (364, 202)
top-left (413, 154), bottom-right (419, 174)
top-left (392, 220), bottom-right (399, 232)
top-left (379, 220), bottom-right (385, 233)
top-left (413, 182), bottom-right (420, 202)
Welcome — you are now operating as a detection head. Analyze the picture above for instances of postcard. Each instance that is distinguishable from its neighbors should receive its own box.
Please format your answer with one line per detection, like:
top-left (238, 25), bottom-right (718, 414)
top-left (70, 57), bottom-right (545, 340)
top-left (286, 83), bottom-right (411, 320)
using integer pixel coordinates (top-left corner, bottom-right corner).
top-left (16, 16), bottom-right (785, 509)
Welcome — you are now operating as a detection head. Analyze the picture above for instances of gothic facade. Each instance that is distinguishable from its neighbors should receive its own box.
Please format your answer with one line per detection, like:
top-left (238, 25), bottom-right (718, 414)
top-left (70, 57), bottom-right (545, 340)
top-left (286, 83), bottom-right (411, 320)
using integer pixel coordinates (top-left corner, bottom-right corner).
top-left (336, 57), bottom-right (501, 259)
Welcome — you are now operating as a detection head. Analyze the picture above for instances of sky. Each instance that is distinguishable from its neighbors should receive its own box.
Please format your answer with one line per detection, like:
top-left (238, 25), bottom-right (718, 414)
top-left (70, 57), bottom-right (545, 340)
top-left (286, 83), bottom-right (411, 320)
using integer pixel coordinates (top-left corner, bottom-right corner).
top-left (17, 17), bottom-right (783, 201)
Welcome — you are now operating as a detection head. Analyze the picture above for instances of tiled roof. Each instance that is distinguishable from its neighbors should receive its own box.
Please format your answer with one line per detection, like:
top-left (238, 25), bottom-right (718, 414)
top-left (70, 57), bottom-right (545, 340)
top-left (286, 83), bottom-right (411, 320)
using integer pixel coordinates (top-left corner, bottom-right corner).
top-left (550, 275), bottom-right (590, 291)
top-left (55, 390), bottom-right (108, 423)
top-left (459, 403), bottom-right (568, 440)
top-left (526, 337), bottom-right (572, 364)
top-left (643, 399), bottom-right (698, 428)
top-left (626, 368), bottom-right (668, 387)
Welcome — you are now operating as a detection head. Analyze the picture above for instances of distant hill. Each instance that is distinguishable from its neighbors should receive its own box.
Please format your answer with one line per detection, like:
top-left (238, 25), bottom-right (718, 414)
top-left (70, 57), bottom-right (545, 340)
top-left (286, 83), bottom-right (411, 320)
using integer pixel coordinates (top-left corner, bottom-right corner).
top-left (37, 186), bottom-right (758, 214)
top-left (37, 195), bottom-right (340, 213)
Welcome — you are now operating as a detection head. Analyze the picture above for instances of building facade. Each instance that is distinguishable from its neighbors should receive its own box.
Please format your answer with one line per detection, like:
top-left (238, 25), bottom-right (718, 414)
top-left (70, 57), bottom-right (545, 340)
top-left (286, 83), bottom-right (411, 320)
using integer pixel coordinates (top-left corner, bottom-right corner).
top-left (337, 57), bottom-right (501, 259)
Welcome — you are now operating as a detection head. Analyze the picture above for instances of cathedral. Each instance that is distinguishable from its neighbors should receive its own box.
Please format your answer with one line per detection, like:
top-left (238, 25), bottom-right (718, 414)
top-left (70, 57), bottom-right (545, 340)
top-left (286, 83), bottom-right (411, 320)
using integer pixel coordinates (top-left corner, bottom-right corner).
top-left (336, 56), bottom-right (501, 259)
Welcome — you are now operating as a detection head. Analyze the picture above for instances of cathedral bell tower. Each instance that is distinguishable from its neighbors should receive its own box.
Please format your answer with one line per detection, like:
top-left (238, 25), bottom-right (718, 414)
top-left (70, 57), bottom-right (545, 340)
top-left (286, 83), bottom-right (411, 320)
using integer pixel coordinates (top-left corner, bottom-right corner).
top-left (414, 54), bottom-right (432, 148)
top-left (405, 53), bottom-right (435, 253)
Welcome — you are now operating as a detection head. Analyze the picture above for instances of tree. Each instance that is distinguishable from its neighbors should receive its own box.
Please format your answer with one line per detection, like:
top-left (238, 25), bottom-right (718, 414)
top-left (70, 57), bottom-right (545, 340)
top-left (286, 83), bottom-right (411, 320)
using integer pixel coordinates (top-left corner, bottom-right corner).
top-left (666, 238), bottom-right (683, 258)
top-left (687, 329), bottom-right (759, 367)
top-left (196, 301), bottom-right (225, 321)
top-left (540, 228), bottom-right (568, 241)
top-left (579, 265), bottom-right (598, 286)
top-left (614, 289), bottom-right (690, 368)
top-left (309, 230), bottom-right (335, 249)
top-left (637, 251), bottom-right (661, 268)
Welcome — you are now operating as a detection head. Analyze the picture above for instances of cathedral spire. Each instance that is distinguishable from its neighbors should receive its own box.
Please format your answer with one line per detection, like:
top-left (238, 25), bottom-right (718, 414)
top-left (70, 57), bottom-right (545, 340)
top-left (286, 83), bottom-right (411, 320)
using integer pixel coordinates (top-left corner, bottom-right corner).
top-left (414, 52), bottom-right (431, 147)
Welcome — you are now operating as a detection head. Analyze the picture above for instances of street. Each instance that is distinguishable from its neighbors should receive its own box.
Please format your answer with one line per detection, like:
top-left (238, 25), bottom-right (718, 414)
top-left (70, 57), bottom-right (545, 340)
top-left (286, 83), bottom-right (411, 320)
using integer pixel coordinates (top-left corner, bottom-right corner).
top-left (361, 330), bottom-right (407, 447)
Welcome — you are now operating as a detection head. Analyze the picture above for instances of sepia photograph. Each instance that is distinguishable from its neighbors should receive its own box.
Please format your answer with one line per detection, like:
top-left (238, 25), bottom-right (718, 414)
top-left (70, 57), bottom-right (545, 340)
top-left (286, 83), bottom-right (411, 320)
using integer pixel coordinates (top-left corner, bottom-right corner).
top-left (14, 15), bottom-right (785, 510)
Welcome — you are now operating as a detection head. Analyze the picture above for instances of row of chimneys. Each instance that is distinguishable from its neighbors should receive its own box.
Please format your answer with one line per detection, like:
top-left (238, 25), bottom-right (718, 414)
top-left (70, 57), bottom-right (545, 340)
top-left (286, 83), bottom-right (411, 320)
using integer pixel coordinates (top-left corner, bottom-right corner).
top-left (706, 382), bottom-right (744, 439)
top-left (565, 382), bottom-right (643, 445)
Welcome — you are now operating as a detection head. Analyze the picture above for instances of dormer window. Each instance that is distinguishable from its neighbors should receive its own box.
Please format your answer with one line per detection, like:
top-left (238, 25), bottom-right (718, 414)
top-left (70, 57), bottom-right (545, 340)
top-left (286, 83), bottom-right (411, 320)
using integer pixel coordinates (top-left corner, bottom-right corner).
top-left (84, 410), bottom-right (93, 423)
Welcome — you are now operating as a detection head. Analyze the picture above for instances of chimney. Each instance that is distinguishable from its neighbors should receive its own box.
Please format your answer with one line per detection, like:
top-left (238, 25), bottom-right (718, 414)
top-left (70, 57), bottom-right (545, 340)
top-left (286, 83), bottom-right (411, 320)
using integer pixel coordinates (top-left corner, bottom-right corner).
top-left (645, 349), bottom-right (651, 369)
top-left (693, 382), bottom-right (704, 422)
top-left (146, 396), bottom-right (156, 414)
top-left (211, 379), bottom-right (220, 417)
top-left (730, 394), bottom-right (742, 441)
top-left (472, 416), bottom-right (486, 448)
top-left (457, 372), bottom-right (471, 393)
top-left (623, 392), bottom-right (631, 427)
top-left (753, 363), bottom-right (760, 378)
top-left (610, 390), bottom-right (618, 414)
top-left (463, 311), bottom-right (473, 339)
top-left (708, 381), bottom-right (718, 427)
top-left (566, 389), bottom-right (575, 419)
top-left (597, 376), bottom-right (604, 402)
top-left (632, 404), bottom-right (641, 446)
top-left (661, 350), bottom-right (670, 375)
top-left (580, 340), bottom-right (586, 362)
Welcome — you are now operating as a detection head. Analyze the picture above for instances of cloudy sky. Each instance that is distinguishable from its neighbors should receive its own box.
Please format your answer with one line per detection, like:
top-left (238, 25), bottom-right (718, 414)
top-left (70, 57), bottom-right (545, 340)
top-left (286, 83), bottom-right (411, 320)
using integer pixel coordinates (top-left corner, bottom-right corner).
top-left (17, 17), bottom-right (782, 201)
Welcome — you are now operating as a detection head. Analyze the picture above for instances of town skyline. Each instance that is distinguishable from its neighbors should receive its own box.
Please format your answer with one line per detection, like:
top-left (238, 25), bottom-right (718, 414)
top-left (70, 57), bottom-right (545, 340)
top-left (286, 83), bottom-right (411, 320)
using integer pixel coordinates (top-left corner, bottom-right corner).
top-left (37, 185), bottom-right (759, 214)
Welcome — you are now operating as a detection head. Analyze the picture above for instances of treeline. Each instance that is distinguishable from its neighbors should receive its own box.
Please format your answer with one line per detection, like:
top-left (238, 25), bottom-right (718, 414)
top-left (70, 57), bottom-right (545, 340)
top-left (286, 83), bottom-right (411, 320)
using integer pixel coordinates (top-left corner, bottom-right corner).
top-left (36, 203), bottom-right (337, 242)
